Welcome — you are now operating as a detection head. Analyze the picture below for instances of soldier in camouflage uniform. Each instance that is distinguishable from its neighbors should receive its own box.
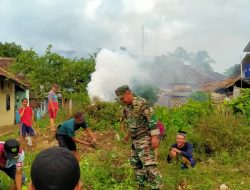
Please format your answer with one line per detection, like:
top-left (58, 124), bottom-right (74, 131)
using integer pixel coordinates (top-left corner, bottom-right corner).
top-left (115, 85), bottom-right (162, 190)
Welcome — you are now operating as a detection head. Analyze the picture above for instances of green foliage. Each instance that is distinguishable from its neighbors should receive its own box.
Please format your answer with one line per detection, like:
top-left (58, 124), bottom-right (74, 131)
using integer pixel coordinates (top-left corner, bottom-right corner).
top-left (85, 100), bottom-right (121, 131)
top-left (132, 84), bottom-right (160, 105)
top-left (68, 92), bottom-right (91, 111)
top-left (224, 64), bottom-right (240, 77)
top-left (0, 42), bottom-right (23, 57)
top-left (229, 88), bottom-right (250, 116)
top-left (193, 114), bottom-right (249, 158)
top-left (155, 99), bottom-right (249, 162)
top-left (155, 100), bottom-right (213, 131)
top-left (1, 98), bottom-right (250, 189)
top-left (10, 45), bottom-right (95, 99)
top-left (80, 150), bottom-right (136, 189)
top-left (188, 91), bottom-right (210, 102)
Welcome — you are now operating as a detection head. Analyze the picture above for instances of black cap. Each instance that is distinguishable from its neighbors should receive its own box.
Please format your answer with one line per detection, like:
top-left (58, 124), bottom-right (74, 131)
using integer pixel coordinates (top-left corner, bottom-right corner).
top-left (31, 147), bottom-right (80, 190)
top-left (4, 139), bottom-right (20, 159)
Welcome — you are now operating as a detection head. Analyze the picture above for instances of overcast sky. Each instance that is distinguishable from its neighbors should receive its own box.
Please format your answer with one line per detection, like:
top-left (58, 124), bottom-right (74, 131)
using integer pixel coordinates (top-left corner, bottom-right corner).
top-left (1, 0), bottom-right (250, 73)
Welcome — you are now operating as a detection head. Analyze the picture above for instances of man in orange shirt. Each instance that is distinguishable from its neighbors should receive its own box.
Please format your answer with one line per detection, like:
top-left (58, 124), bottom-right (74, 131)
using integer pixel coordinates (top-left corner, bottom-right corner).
top-left (19, 98), bottom-right (35, 148)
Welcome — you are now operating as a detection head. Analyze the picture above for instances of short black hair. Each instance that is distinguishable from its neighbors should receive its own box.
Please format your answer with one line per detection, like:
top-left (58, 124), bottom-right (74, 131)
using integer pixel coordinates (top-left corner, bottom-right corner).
top-left (22, 97), bottom-right (28, 102)
top-left (31, 147), bottom-right (80, 190)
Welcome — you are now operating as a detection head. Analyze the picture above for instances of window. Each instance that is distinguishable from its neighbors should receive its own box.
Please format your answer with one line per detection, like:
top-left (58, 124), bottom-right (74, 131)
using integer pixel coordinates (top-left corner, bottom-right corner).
top-left (0, 80), bottom-right (4, 91)
top-left (6, 94), bottom-right (10, 110)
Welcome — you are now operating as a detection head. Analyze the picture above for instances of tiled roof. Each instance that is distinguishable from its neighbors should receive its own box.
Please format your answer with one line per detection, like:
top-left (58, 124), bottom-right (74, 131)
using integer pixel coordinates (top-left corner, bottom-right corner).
top-left (200, 77), bottom-right (241, 92)
top-left (0, 57), bottom-right (14, 68)
top-left (0, 67), bottom-right (29, 88)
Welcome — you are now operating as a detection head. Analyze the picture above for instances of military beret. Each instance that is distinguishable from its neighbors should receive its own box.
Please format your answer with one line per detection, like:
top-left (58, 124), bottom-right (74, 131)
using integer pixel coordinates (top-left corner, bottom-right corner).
top-left (115, 85), bottom-right (131, 96)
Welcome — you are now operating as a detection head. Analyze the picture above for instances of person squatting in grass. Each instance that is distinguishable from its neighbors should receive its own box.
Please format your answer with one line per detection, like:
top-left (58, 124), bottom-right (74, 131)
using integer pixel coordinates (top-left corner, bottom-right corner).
top-left (0, 139), bottom-right (26, 190)
top-left (18, 98), bottom-right (35, 148)
top-left (167, 131), bottom-right (196, 169)
top-left (48, 83), bottom-right (59, 132)
top-left (55, 112), bottom-right (96, 161)
top-left (115, 85), bottom-right (162, 190)
top-left (29, 147), bottom-right (81, 190)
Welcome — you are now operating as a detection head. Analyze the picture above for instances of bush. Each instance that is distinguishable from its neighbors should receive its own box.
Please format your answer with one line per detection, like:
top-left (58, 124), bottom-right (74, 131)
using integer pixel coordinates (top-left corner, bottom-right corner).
top-left (190, 113), bottom-right (250, 160)
top-left (85, 101), bottom-right (121, 131)
top-left (155, 100), bottom-right (213, 131)
top-left (229, 88), bottom-right (250, 116)
top-left (189, 91), bottom-right (210, 102)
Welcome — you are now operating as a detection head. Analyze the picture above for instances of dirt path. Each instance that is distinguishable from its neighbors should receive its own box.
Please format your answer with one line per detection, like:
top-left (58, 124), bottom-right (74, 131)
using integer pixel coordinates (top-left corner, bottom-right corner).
top-left (0, 124), bottom-right (19, 137)
top-left (21, 128), bottom-right (118, 154)
top-left (0, 124), bottom-right (123, 162)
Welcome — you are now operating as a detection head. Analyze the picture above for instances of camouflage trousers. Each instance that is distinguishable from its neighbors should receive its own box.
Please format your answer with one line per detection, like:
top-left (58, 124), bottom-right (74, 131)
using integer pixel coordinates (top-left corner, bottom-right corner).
top-left (130, 136), bottom-right (162, 190)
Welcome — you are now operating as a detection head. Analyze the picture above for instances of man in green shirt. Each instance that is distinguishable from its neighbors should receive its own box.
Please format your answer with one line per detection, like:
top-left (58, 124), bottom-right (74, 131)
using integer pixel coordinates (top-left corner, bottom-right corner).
top-left (56, 112), bottom-right (96, 161)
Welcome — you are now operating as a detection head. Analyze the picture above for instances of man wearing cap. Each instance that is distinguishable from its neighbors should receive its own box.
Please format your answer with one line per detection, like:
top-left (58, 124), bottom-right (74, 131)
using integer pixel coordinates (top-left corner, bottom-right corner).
top-left (0, 139), bottom-right (25, 190)
top-left (115, 85), bottom-right (162, 190)
top-left (48, 83), bottom-right (59, 132)
top-left (56, 112), bottom-right (96, 161)
top-left (29, 147), bottom-right (81, 190)
top-left (167, 131), bottom-right (196, 169)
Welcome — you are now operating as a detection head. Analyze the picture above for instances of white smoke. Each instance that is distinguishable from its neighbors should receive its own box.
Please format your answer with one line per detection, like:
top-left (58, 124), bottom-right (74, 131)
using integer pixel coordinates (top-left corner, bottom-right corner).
top-left (87, 49), bottom-right (150, 101)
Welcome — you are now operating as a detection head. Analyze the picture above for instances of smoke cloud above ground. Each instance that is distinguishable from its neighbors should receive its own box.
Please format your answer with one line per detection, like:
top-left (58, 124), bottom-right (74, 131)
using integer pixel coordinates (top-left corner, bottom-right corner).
top-left (87, 49), bottom-right (150, 101)
top-left (87, 48), bottom-right (226, 101)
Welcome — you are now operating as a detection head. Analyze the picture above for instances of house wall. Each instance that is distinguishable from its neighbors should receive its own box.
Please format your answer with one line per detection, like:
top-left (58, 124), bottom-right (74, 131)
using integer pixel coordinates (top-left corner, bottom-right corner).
top-left (0, 80), bottom-right (15, 127)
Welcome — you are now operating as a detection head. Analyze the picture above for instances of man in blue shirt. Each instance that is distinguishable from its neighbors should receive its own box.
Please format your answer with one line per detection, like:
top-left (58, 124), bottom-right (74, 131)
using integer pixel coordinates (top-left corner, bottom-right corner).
top-left (167, 131), bottom-right (196, 169)
top-left (56, 112), bottom-right (96, 161)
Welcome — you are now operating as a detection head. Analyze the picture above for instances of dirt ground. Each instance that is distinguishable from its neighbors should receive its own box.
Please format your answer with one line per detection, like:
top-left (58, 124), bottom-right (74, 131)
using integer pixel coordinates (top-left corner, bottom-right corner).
top-left (25, 129), bottom-right (118, 154)
top-left (0, 124), bottom-right (19, 137)
top-left (0, 124), bottom-right (119, 154)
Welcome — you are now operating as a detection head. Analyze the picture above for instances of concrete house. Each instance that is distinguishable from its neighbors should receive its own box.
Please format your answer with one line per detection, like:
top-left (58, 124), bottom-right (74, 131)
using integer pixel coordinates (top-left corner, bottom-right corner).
top-left (0, 63), bottom-right (29, 127)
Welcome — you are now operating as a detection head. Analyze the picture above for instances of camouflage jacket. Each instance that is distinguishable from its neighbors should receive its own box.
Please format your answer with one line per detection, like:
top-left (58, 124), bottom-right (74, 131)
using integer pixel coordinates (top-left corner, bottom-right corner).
top-left (122, 95), bottom-right (160, 140)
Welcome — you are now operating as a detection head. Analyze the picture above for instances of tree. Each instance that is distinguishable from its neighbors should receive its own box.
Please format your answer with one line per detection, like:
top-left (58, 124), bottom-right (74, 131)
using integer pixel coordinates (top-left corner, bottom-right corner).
top-left (10, 45), bottom-right (95, 98)
top-left (133, 84), bottom-right (160, 105)
top-left (170, 47), bottom-right (215, 73)
top-left (191, 51), bottom-right (215, 73)
top-left (224, 64), bottom-right (240, 77)
top-left (0, 42), bottom-right (23, 57)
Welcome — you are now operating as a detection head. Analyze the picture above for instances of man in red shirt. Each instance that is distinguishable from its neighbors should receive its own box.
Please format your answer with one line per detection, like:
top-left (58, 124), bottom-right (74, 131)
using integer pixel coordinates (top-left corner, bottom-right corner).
top-left (19, 98), bottom-right (35, 148)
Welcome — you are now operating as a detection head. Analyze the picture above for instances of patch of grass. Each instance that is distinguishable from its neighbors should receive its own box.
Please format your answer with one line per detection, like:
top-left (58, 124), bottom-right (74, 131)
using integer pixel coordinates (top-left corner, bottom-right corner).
top-left (1, 100), bottom-right (250, 189)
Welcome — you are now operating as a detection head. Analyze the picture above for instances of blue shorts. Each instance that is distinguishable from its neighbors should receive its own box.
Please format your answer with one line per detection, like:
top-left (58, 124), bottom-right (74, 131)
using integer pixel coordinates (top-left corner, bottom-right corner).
top-left (20, 123), bottom-right (35, 137)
